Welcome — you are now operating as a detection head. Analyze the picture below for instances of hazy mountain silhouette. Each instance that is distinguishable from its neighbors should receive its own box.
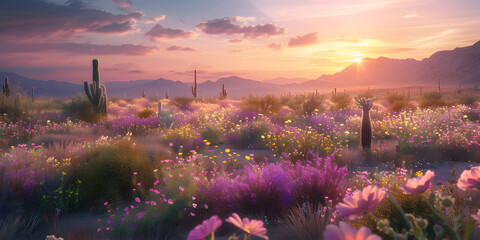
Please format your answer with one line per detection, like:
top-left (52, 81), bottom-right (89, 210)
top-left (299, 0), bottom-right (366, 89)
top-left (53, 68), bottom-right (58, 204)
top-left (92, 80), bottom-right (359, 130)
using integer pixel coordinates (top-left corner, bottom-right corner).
top-left (304, 40), bottom-right (480, 88)
top-left (1, 40), bottom-right (479, 98)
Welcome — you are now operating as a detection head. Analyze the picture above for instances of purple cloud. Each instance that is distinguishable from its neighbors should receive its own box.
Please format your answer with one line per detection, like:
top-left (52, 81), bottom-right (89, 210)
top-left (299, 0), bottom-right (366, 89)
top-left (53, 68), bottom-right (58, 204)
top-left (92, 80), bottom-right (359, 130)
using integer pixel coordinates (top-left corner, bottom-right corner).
top-left (0, 0), bottom-right (143, 42)
top-left (288, 32), bottom-right (318, 47)
top-left (166, 45), bottom-right (196, 51)
top-left (0, 43), bottom-right (158, 56)
top-left (145, 24), bottom-right (194, 42)
top-left (129, 70), bottom-right (144, 73)
top-left (196, 17), bottom-right (285, 39)
top-left (112, 0), bottom-right (134, 11)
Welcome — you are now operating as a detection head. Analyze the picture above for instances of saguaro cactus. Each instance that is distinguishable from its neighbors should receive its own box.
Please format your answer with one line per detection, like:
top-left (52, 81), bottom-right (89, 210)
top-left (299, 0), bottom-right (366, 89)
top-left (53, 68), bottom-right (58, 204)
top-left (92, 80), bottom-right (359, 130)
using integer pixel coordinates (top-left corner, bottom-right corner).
top-left (192, 70), bottom-right (197, 99)
top-left (220, 83), bottom-right (227, 99)
top-left (165, 89), bottom-right (169, 99)
top-left (3, 76), bottom-right (11, 97)
top-left (355, 96), bottom-right (375, 149)
top-left (142, 90), bottom-right (146, 98)
top-left (84, 59), bottom-right (107, 115)
top-left (32, 87), bottom-right (35, 102)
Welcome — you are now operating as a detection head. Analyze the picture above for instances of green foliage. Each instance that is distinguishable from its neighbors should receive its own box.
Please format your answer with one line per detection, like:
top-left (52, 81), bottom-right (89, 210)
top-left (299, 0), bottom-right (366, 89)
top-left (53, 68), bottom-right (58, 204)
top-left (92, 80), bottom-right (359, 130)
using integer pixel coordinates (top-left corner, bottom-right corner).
top-left (200, 125), bottom-right (223, 146)
top-left (62, 95), bottom-right (103, 123)
top-left (84, 59), bottom-right (107, 115)
top-left (241, 94), bottom-right (282, 114)
top-left (283, 93), bottom-right (325, 115)
top-left (73, 138), bottom-right (155, 208)
top-left (420, 91), bottom-right (447, 108)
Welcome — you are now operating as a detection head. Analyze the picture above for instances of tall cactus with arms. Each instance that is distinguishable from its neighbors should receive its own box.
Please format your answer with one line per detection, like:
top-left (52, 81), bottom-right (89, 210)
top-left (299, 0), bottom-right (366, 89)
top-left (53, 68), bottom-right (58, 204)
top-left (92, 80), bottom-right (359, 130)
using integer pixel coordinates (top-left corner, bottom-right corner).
top-left (355, 96), bottom-right (375, 149)
top-left (84, 59), bottom-right (107, 115)
top-left (220, 83), bottom-right (227, 99)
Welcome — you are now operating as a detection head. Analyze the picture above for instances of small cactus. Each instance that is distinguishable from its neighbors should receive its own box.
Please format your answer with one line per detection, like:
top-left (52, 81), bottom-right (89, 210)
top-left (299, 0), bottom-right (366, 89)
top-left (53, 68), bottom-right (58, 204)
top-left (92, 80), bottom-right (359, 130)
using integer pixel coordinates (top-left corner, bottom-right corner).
top-left (3, 76), bottom-right (11, 97)
top-left (220, 83), bottom-right (227, 99)
top-left (192, 70), bottom-right (197, 99)
top-left (165, 89), bottom-right (169, 99)
top-left (142, 90), bottom-right (146, 98)
top-left (158, 101), bottom-right (162, 113)
top-left (32, 87), bottom-right (35, 102)
top-left (84, 59), bottom-right (107, 115)
top-left (355, 96), bottom-right (375, 149)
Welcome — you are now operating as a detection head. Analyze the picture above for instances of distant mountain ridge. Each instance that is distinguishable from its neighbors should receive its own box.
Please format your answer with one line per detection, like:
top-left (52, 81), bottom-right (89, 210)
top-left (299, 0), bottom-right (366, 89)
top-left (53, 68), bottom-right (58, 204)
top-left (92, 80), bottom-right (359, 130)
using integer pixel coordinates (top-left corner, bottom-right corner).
top-left (304, 40), bottom-right (480, 88)
top-left (1, 40), bottom-right (479, 98)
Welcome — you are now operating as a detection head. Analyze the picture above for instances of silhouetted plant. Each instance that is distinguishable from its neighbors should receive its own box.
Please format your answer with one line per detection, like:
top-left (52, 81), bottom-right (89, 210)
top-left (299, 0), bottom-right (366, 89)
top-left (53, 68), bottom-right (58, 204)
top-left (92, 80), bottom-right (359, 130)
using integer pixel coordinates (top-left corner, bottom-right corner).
top-left (355, 96), bottom-right (375, 149)
top-left (241, 94), bottom-right (282, 114)
top-left (84, 59), bottom-right (107, 115)
top-left (420, 91), bottom-right (447, 108)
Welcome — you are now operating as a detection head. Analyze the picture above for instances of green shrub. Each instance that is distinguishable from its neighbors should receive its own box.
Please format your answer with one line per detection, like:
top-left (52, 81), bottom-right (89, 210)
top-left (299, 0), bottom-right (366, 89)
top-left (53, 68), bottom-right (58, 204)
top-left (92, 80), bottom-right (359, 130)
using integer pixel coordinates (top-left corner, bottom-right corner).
top-left (420, 91), bottom-right (447, 108)
top-left (73, 138), bottom-right (155, 208)
top-left (241, 94), bottom-right (282, 114)
top-left (283, 93), bottom-right (324, 115)
top-left (62, 95), bottom-right (103, 123)
top-left (0, 94), bottom-right (26, 121)
top-left (200, 125), bottom-right (223, 146)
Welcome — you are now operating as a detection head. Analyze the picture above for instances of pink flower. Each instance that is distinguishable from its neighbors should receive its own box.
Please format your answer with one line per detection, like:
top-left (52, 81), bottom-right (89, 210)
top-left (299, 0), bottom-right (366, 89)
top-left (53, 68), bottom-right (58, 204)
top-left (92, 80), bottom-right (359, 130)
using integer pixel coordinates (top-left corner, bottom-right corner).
top-left (457, 167), bottom-right (480, 191)
top-left (324, 221), bottom-right (381, 240)
top-left (400, 170), bottom-right (435, 194)
top-left (187, 215), bottom-right (222, 240)
top-left (135, 197), bottom-right (141, 203)
top-left (472, 209), bottom-right (480, 223)
top-left (337, 185), bottom-right (387, 220)
top-left (226, 213), bottom-right (269, 240)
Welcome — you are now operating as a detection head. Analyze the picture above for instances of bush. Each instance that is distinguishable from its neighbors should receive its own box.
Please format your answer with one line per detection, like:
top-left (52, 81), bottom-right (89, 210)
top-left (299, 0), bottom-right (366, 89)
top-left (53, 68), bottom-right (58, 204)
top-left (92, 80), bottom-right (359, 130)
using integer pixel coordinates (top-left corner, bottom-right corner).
top-left (229, 121), bottom-right (270, 149)
top-left (241, 95), bottom-right (282, 114)
top-left (420, 91), bottom-right (447, 108)
top-left (283, 93), bottom-right (324, 115)
top-left (62, 95), bottom-right (103, 123)
top-left (0, 94), bottom-right (26, 122)
top-left (137, 108), bottom-right (156, 119)
top-left (171, 97), bottom-right (195, 111)
top-left (73, 138), bottom-right (155, 208)
top-left (331, 94), bottom-right (351, 110)
top-left (457, 94), bottom-right (477, 106)
top-left (386, 93), bottom-right (413, 112)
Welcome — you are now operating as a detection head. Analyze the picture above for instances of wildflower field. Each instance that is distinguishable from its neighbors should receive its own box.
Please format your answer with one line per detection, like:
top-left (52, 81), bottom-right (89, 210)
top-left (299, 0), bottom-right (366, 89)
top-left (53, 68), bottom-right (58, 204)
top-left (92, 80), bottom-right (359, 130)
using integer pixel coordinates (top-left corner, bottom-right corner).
top-left (1, 91), bottom-right (480, 240)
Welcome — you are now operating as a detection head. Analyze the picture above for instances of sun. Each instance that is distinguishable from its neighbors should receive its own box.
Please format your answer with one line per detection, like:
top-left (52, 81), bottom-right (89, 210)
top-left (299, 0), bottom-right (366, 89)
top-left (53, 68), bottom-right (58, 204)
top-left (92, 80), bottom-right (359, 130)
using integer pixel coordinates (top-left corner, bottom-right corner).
top-left (353, 58), bottom-right (362, 63)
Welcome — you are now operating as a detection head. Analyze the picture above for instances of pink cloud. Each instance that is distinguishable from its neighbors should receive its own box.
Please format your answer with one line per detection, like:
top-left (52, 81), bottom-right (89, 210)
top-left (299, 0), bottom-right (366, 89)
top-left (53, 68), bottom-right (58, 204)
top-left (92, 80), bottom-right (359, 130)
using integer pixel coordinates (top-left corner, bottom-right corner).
top-left (196, 17), bottom-right (285, 39)
top-left (0, 0), bottom-right (143, 42)
top-left (112, 0), bottom-right (134, 11)
top-left (288, 32), bottom-right (318, 47)
top-left (0, 43), bottom-right (158, 56)
top-left (166, 45), bottom-right (196, 51)
top-left (145, 24), bottom-right (195, 42)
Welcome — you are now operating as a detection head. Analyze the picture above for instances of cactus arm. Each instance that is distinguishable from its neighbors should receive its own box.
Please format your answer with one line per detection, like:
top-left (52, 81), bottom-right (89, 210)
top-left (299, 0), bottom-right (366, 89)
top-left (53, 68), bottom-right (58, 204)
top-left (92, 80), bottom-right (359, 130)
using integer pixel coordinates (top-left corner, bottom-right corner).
top-left (84, 82), bottom-right (95, 103)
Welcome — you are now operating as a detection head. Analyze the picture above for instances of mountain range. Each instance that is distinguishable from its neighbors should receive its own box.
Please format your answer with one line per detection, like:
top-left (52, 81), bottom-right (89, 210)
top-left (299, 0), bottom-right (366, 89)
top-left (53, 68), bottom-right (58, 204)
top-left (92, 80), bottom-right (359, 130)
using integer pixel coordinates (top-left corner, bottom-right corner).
top-left (1, 40), bottom-right (479, 98)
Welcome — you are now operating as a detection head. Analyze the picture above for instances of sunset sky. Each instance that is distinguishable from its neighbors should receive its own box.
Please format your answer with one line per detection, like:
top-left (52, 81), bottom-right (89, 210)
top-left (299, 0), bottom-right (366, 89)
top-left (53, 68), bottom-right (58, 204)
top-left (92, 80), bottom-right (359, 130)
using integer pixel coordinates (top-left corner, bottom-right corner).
top-left (1, 0), bottom-right (479, 83)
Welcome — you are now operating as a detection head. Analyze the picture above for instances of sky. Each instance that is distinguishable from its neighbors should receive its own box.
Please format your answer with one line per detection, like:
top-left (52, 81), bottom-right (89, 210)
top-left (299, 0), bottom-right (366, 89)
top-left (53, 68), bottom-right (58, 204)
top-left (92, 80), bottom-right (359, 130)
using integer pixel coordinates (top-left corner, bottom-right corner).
top-left (1, 0), bottom-right (479, 84)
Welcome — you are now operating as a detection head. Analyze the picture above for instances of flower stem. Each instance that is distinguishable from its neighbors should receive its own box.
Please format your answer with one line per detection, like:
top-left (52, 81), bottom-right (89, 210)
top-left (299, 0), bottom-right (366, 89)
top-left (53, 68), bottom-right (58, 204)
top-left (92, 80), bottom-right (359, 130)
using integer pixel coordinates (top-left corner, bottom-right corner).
top-left (387, 192), bottom-right (412, 230)
top-left (424, 200), bottom-right (461, 240)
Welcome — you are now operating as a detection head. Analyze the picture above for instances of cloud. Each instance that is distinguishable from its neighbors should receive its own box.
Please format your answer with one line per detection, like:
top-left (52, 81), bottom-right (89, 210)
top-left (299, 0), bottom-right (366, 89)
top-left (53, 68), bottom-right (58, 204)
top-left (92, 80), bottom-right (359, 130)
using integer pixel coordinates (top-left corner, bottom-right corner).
top-left (145, 24), bottom-right (195, 41)
top-left (169, 70), bottom-right (241, 79)
top-left (0, 0), bottom-right (143, 42)
top-left (129, 69), bottom-right (144, 73)
top-left (166, 45), bottom-right (196, 51)
top-left (404, 13), bottom-right (417, 18)
top-left (267, 43), bottom-right (282, 50)
top-left (112, 0), bottom-right (134, 11)
top-left (145, 15), bottom-right (166, 24)
top-left (228, 39), bottom-right (243, 43)
top-left (0, 43), bottom-right (158, 56)
top-left (288, 32), bottom-right (318, 47)
top-left (196, 17), bottom-right (285, 39)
